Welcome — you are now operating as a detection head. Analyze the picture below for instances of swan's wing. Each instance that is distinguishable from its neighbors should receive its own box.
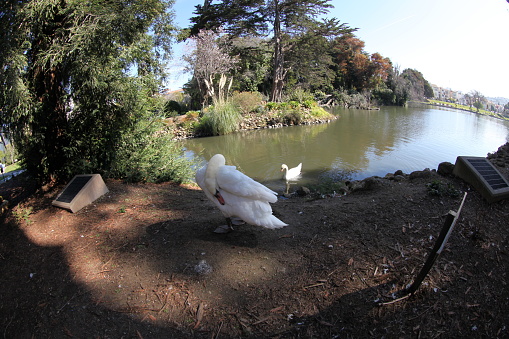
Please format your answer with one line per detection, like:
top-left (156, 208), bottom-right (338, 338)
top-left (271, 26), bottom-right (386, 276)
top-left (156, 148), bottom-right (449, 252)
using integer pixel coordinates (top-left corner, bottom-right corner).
top-left (196, 163), bottom-right (286, 228)
top-left (219, 191), bottom-right (287, 228)
top-left (216, 165), bottom-right (277, 203)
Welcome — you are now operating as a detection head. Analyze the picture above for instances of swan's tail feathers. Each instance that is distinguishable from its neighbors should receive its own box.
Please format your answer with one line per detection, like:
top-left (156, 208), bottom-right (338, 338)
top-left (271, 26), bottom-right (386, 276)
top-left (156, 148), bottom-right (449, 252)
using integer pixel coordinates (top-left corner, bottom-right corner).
top-left (260, 215), bottom-right (288, 229)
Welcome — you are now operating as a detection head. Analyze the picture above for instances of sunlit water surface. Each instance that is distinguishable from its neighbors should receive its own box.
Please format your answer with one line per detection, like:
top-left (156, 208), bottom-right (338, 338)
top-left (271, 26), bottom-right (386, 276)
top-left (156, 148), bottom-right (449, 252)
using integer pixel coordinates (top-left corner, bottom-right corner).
top-left (183, 105), bottom-right (509, 193)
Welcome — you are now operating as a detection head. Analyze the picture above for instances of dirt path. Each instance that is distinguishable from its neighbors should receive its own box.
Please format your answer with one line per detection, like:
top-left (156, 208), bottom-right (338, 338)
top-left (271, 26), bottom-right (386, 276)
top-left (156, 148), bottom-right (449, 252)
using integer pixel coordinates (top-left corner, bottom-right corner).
top-left (1, 144), bottom-right (509, 338)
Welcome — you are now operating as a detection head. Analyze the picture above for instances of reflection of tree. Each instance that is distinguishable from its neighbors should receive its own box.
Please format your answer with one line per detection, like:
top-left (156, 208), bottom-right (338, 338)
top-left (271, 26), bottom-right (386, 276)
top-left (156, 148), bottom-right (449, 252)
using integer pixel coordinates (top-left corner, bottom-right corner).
top-left (184, 106), bottom-right (431, 181)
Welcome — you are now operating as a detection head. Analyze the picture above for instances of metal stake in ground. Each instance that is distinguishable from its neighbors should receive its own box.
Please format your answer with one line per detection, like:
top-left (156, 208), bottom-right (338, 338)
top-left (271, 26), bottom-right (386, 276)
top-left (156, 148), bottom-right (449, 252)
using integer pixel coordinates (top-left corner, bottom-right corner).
top-left (381, 192), bottom-right (467, 305)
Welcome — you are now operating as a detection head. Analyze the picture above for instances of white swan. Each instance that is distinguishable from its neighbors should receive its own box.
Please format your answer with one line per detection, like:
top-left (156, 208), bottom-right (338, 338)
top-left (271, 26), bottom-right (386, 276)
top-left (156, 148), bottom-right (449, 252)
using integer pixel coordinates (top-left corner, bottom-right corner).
top-left (281, 163), bottom-right (302, 181)
top-left (196, 154), bottom-right (288, 233)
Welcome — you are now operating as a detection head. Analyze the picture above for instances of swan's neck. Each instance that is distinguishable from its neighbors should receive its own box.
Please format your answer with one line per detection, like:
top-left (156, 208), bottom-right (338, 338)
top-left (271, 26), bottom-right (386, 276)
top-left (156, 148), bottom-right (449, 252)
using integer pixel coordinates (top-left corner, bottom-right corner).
top-left (205, 154), bottom-right (225, 194)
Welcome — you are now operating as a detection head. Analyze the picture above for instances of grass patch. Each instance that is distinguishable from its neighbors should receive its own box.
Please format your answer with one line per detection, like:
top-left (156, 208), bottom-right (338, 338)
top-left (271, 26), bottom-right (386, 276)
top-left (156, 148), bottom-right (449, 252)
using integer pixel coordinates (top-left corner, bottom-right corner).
top-left (428, 100), bottom-right (508, 120)
top-left (4, 163), bottom-right (21, 174)
top-left (307, 177), bottom-right (348, 196)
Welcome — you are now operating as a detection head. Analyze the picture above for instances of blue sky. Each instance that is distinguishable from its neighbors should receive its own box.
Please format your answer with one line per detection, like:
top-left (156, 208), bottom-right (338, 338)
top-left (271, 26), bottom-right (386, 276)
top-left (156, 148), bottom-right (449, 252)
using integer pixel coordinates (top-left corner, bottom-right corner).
top-left (167, 0), bottom-right (509, 98)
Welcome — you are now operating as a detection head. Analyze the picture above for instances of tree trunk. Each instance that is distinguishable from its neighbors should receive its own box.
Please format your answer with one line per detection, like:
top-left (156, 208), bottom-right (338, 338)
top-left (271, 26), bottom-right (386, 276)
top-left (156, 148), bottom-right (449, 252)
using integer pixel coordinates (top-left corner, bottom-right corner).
top-left (270, 0), bottom-right (285, 102)
top-left (29, 11), bottom-right (70, 181)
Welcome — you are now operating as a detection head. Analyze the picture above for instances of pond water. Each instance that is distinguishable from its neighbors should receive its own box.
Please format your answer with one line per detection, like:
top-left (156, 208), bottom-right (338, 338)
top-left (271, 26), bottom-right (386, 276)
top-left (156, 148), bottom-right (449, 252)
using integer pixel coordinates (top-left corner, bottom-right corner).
top-left (183, 104), bottom-right (509, 192)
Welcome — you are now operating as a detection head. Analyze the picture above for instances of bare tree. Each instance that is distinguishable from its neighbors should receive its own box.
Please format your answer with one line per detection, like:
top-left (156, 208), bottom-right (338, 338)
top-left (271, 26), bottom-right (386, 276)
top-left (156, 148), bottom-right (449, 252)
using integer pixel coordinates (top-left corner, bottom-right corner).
top-left (184, 29), bottom-right (238, 107)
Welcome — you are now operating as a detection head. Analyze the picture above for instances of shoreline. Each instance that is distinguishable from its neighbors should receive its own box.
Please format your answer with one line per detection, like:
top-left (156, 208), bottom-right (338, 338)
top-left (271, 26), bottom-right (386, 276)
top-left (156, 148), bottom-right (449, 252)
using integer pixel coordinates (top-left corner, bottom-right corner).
top-left (421, 100), bottom-right (509, 121)
top-left (169, 110), bottom-right (338, 140)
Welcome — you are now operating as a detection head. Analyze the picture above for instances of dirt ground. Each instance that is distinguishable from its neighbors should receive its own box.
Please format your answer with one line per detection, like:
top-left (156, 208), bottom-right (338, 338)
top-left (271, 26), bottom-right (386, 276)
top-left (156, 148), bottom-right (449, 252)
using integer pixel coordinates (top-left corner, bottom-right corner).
top-left (1, 143), bottom-right (509, 339)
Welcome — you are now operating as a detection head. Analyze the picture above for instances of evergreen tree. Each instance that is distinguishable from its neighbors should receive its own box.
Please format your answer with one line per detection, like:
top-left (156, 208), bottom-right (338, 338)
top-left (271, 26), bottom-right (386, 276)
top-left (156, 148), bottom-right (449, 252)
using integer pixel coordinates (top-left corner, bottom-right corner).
top-left (285, 18), bottom-right (354, 94)
top-left (267, 0), bottom-right (336, 101)
top-left (188, 0), bottom-right (353, 101)
top-left (0, 0), bottom-right (177, 183)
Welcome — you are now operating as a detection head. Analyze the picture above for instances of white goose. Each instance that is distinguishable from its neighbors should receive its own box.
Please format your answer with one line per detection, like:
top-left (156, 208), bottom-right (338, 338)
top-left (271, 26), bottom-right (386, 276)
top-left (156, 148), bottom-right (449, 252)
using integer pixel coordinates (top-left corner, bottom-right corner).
top-left (196, 154), bottom-right (288, 233)
top-left (281, 163), bottom-right (302, 181)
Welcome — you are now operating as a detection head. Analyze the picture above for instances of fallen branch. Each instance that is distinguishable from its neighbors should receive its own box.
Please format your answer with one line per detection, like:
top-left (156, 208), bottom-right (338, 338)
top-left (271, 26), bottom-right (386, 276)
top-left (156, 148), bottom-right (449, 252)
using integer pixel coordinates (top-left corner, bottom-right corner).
top-left (303, 282), bottom-right (325, 290)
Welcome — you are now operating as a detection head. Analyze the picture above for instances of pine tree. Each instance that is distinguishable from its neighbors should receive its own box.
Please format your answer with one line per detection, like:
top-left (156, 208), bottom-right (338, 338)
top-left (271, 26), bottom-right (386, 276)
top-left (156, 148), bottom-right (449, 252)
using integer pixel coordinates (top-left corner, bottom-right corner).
top-left (188, 0), bottom-right (353, 101)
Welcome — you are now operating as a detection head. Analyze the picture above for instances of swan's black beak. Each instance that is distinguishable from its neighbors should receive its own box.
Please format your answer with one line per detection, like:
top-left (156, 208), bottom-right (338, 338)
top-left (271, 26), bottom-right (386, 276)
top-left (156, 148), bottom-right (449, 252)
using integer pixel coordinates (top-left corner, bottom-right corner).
top-left (214, 190), bottom-right (225, 205)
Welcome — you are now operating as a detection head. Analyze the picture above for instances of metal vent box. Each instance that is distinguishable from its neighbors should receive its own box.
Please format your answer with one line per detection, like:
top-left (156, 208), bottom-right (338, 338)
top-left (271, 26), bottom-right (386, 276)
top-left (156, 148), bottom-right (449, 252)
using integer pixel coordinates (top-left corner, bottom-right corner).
top-left (52, 174), bottom-right (109, 213)
top-left (453, 156), bottom-right (509, 203)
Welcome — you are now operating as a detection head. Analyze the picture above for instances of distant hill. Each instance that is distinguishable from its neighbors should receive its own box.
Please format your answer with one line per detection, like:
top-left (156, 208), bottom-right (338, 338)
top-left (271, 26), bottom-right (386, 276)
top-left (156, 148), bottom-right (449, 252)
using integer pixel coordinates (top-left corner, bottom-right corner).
top-left (487, 97), bottom-right (509, 105)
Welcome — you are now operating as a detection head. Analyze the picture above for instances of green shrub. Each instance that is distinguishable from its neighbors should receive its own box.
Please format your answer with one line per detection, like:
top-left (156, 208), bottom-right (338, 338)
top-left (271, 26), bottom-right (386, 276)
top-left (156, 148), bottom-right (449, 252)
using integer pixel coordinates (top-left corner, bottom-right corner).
top-left (308, 177), bottom-right (348, 196)
top-left (254, 105), bottom-right (266, 115)
top-left (372, 88), bottom-right (396, 106)
top-left (194, 115), bottom-right (213, 136)
top-left (265, 102), bottom-right (280, 111)
top-left (186, 111), bottom-right (200, 120)
top-left (287, 101), bottom-right (300, 109)
top-left (349, 93), bottom-right (369, 109)
top-left (202, 101), bottom-right (241, 136)
top-left (277, 102), bottom-right (289, 109)
top-left (426, 180), bottom-right (461, 198)
top-left (309, 105), bottom-right (330, 118)
top-left (283, 110), bottom-right (303, 125)
top-left (177, 120), bottom-right (199, 131)
top-left (232, 91), bottom-right (263, 115)
top-left (302, 99), bottom-right (316, 109)
top-left (108, 118), bottom-right (195, 183)
top-left (287, 87), bottom-right (314, 103)
top-left (164, 100), bottom-right (182, 117)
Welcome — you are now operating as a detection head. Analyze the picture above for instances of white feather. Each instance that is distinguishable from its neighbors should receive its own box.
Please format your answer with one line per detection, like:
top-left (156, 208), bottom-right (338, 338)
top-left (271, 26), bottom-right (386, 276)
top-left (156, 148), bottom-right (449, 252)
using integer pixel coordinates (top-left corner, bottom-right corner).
top-left (281, 163), bottom-right (302, 181)
top-left (196, 154), bottom-right (288, 229)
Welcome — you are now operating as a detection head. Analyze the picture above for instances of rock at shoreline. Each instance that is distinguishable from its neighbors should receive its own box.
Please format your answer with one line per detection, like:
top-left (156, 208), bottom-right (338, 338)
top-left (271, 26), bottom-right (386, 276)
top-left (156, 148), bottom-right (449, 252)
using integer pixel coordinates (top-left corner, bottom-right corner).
top-left (348, 176), bottom-right (384, 192)
top-left (437, 162), bottom-right (455, 176)
top-left (409, 168), bottom-right (434, 180)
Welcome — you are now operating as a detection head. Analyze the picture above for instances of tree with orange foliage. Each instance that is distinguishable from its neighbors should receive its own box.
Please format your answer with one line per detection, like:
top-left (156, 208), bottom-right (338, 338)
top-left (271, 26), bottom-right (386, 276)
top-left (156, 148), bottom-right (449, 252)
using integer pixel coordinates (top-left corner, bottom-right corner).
top-left (369, 53), bottom-right (392, 89)
top-left (332, 35), bottom-right (391, 92)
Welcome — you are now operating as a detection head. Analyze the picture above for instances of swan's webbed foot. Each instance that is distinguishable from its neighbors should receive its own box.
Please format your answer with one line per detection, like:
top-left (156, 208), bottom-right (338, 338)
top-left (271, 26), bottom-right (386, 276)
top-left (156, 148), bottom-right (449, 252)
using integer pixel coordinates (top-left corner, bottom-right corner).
top-left (213, 217), bottom-right (235, 234)
top-left (213, 224), bottom-right (233, 233)
top-left (231, 217), bottom-right (245, 226)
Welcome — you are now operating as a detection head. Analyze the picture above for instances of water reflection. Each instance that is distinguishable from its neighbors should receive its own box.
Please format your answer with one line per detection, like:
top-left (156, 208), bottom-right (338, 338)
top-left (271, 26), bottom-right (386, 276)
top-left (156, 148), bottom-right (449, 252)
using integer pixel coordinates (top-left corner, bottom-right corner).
top-left (184, 105), bottom-right (509, 193)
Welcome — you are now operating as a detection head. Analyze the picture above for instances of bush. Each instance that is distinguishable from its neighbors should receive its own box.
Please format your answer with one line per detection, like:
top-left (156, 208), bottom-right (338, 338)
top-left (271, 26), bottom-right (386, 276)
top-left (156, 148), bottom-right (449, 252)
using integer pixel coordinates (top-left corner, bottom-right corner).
top-left (232, 91), bottom-right (263, 115)
top-left (199, 101), bottom-right (241, 136)
top-left (282, 110), bottom-right (303, 125)
top-left (302, 99), bottom-right (316, 109)
top-left (164, 100), bottom-right (182, 118)
top-left (254, 105), bottom-right (266, 115)
top-left (287, 101), bottom-right (300, 109)
top-left (108, 117), bottom-right (195, 183)
top-left (349, 93), bottom-right (370, 109)
top-left (186, 111), bottom-right (200, 120)
top-left (426, 180), bottom-right (461, 198)
top-left (287, 87), bottom-right (314, 103)
top-left (308, 176), bottom-right (349, 196)
top-left (265, 102), bottom-right (282, 111)
top-left (309, 105), bottom-right (330, 118)
top-left (194, 114), bottom-right (213, 136)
